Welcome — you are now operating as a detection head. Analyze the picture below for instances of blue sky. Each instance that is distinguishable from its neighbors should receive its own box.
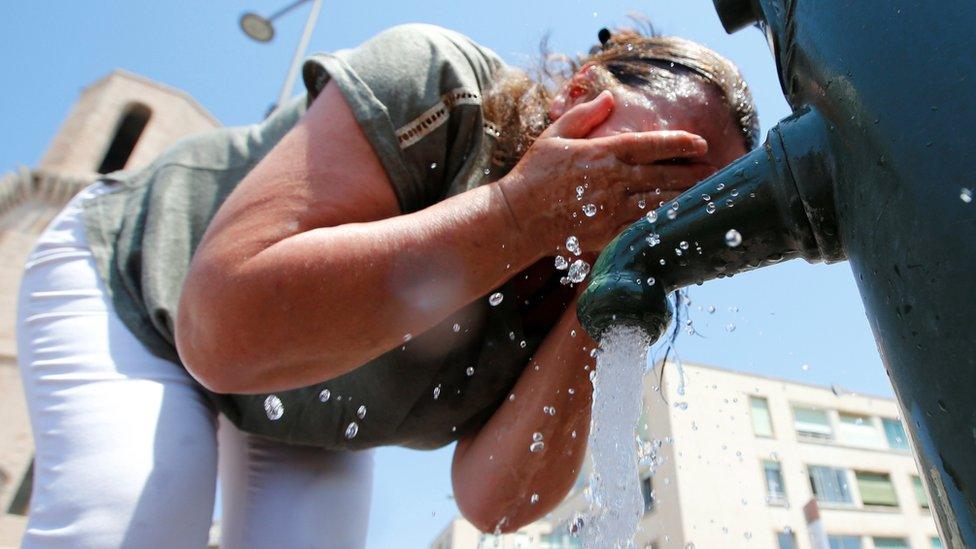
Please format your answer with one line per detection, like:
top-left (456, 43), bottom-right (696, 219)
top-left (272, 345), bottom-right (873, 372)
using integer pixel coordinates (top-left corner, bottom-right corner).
top-left (1, 1), bottom-right (894, 547)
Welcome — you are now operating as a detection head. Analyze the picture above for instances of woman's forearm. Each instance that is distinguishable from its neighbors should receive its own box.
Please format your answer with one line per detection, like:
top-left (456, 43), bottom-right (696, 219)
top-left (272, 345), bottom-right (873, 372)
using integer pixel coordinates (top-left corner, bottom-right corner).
top-left (451, 298), bottom-right (594, 533)
top-left (178, 180), bottom-right (541, 394)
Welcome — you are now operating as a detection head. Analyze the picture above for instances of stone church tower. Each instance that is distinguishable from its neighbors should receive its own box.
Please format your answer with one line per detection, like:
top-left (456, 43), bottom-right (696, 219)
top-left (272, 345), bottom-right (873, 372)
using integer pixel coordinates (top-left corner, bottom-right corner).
top-left (0, 70), bottom-right (219, 544)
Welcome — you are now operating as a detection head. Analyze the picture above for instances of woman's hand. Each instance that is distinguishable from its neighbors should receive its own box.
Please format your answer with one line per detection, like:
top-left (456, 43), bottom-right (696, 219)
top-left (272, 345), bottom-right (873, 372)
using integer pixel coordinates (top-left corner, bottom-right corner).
top-left (496, 90), bottom-right (715, 255)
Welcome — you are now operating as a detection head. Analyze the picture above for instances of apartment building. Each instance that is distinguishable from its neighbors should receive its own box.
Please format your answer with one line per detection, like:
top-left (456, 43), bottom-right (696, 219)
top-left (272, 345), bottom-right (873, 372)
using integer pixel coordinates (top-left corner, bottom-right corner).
top-left (431, 363), bottom-right (942, 549)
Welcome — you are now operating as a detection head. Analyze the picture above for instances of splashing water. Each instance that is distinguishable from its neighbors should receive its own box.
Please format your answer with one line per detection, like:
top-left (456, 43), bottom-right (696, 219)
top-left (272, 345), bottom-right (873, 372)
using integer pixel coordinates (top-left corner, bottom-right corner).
top-left (584, 325), bottom-right (651, 549)
top-left (566, 236), bottom-right (582, 256)
top-left (725, 229), bottom-right (743, 247)
top-left (264, 395), bottom-right (284, 420)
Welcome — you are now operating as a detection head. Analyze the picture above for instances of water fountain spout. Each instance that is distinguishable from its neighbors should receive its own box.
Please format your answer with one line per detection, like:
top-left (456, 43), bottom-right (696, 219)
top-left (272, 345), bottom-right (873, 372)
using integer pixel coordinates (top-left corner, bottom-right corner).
top-left (579, 107), bottom-right (840, 340)
top-left (579, 0), bottom-right (976, 544)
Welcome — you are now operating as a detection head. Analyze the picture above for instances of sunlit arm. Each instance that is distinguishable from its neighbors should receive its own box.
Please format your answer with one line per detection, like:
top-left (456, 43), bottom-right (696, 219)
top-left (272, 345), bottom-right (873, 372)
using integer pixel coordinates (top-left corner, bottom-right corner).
top-left (451, 297), bottom-right (595, 533)
top-left (175, 83), bottom-right (539, 394)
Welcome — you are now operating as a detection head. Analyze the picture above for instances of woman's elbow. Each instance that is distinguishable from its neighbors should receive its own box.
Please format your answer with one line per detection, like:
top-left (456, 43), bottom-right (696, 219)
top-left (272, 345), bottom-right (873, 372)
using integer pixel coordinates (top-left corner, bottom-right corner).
top-left (175, 278), bottom-right (266, 394)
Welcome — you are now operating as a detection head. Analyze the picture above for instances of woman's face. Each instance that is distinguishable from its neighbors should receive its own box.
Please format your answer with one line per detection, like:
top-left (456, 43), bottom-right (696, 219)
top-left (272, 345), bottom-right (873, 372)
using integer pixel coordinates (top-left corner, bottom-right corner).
top-left (550, 72), bottom-right (749, 173)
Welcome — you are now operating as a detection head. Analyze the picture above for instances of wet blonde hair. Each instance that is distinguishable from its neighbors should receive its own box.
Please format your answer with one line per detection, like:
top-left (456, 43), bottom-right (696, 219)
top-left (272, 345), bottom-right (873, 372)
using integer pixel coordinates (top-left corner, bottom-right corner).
top-left (483, 23), bottom-right (759, 168)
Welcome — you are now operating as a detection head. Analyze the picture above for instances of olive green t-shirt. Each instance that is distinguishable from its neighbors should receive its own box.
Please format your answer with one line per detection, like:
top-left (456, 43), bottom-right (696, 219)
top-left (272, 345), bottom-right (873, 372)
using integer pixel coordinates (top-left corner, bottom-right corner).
top-left (82, 24), bottom-right (548, 450)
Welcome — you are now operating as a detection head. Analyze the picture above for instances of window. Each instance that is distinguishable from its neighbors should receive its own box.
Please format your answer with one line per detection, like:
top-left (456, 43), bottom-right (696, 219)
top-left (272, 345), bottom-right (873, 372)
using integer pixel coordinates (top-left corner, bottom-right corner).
top-left (763, 460), bottom-right (787, 504)
top-left (751, 396), bottom-right (774, 437)
top-left (794, 406), bottom-right (833, 440)
top-left (828, 536), bottom-right (863, 549)
top-left (97, 103), bottom-right (152, 174)
top-left (872, 538), bottom-right (909, 549)
top-left (539, 530), bottom-right (582, 549)
top-left (855, 471), bottom-right (898, 507)
top-left (837, 413), bottom-right (884, 448)
top-left (777, 531), bottom-right (797, 549)
top-left (808, 465), bottom-right (853, 504)
top-left (882, 418), bottom-right (909, 450)
top-left (640, 475), bottom-right (655, 514)
top-left (913, 476), bottom-right (930, 509)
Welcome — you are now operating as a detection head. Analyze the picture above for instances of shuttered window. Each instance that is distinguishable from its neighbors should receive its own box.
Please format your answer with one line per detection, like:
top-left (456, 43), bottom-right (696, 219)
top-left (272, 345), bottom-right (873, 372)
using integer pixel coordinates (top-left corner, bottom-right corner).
top-left (837, 413), bottom-right (884, 448)
top-left (794, 407), bottom-right (833, 440)
top-left (856, 471), bottom-right (898, 507)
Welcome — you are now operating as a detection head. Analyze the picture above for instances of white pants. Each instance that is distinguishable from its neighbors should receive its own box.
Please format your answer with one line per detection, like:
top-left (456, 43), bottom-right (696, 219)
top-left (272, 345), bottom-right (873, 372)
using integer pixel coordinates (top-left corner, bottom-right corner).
top-left (16, 184), bottom-right (374, 548)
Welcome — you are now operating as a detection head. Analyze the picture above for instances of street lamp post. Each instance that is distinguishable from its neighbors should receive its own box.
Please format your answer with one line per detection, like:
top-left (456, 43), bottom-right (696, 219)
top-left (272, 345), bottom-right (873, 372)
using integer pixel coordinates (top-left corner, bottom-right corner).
top-left (239, 0), bottom-right (325, 112)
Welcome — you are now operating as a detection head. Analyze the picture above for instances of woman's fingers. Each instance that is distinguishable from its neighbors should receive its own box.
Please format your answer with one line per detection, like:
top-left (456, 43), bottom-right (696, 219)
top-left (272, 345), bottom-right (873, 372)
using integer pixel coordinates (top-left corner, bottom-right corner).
top-left (591, 130), bottom-right (708, 165)
top-left (545, 91), bottom-right (615, 139)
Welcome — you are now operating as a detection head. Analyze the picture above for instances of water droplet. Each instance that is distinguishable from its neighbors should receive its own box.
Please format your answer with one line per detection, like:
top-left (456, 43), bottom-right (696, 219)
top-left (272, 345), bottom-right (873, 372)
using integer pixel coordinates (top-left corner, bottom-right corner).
top-left (685, 543), bottom-right (696, 549)
top-left (403, 333), bottom-right (412, 342)
top-left (318, 389), bottom-right (331, 403)
top-left (646, 277), bottom-right (656, 286)
top-left (554, 255), bottom-right (569, 270)
top-left (568, 259), bottom-right (591, 283)
top-left (731, 188), bottom-right (739, 197)
top-left (717, 182), bottom-right (726, 191)
top-left (646, 210), bottom-right (658, 223)
top-left (489, 292), bottom-right (504, 306)
top-left (345, 422), bottom-right (359, 438)
top-left (576, 186), bottom-right (585, 200)
top-left (645, 233), bottom-right (661, 247)
top-left (568, 388), bottom-right (576, 395)
top-left (590, 348), bottom-right (602, 358)
top-left (701, 193), bottom-right (711, 201)
top-left (726, 198), bottom-right (734, 208)
top-left (674, 402), bottom-right (688, 410)
top-left (706, 202), bottom-right (716, 214)
top-left (726, 323), bottom-right (736, 333)
top-left (530, 493), bottom-right (540, 504)
top-left (589, 370), bottom-right (597, 382)
top-left (637, 198), bottom-right (646, 209)
top-left (532, 432), bottom-right (544, 442)
top-left (582, 203), bottom-right (597, 217)
top-left (529, 441), bottom-right (545, 452)
top-left (962, 188), bottom-right (974, 203)
top-left (544, 406), bottom-right (556, 416)
top-left (357, 405), bottom-right (367, 419)
top-left (466, 366), bottom-right (475, 376)
top-left (570, 329), bottom-right (577, 337)
top-left (679, 241), bottom-right (690, 250)
top-left (452, 323), bottom-right (461, 333)
top-left (707, 305), bottom-right (716, 314)
top-left (566, 236), bottom-right (581, 256)
top-left (571, 430), bottom-right (577, 438)
top-left (430, 162), bottom-right (438, 170)
top-left (801, 363), bottom-right (810, 371)
top-left (725, 229), bottom-right (743, 247)
top-left (433, 385), bottom-right (441, 399)
top-left (520, 340), bottom-right (527, 348)
top-left (264, 395), bottom-right (284, 420)
top-left (667, 208), bottom-right (678, 220)
top-left (562, 514), bottom-right (584, 538)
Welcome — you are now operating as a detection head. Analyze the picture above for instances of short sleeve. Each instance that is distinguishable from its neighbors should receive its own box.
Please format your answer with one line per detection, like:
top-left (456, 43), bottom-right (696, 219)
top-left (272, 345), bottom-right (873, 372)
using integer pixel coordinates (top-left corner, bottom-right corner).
top-left (302, 24), bottom-right (505, 213)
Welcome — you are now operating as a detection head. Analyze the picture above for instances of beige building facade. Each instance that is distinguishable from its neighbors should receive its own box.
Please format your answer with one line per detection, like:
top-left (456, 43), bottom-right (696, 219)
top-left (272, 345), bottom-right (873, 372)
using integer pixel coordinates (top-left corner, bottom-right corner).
top-left (432, 363), bottom-right (942, 549)
top-left (0, 71), bottom-right (219, 546)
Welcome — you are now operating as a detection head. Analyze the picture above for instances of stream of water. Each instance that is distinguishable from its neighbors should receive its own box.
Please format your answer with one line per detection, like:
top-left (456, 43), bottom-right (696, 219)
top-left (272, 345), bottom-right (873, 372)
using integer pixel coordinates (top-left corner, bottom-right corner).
top-left (583, 325), bottom-right (651, 549)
